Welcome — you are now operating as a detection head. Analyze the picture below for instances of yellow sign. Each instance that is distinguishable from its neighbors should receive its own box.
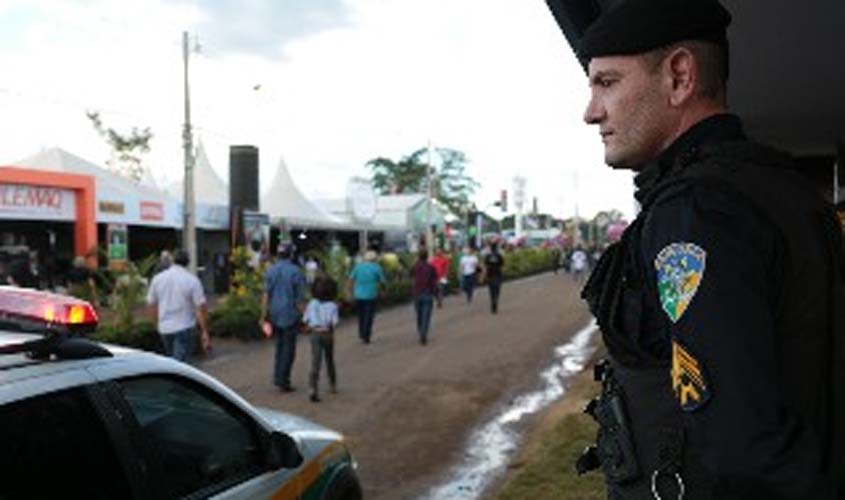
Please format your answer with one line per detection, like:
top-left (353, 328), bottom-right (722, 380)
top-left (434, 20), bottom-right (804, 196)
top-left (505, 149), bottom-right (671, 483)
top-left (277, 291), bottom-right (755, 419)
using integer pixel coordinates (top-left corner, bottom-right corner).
top-left (98, 201), bottom-right (125, 214)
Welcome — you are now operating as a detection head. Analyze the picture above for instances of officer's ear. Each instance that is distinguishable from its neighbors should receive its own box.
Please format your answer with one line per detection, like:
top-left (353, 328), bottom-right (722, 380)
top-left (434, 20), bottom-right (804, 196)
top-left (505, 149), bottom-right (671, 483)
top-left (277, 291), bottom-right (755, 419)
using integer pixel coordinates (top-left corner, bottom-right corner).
top-left (664, 46), bottom-right (697, 107)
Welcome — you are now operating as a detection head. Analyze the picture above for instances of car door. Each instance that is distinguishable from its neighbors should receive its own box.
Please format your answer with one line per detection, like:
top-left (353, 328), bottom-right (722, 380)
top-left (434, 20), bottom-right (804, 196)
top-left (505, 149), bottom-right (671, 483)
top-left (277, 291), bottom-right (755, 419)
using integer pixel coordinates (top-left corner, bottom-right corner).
top-left (0, 383), bottom-right (141, 499)
top-left (95, 372), bottom-right (302, 499)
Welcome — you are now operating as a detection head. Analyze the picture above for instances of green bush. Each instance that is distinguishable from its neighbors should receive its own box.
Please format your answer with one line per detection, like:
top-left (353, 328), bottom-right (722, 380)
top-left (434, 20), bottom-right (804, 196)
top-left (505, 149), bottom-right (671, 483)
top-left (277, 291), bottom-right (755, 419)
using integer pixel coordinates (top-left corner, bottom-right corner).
top-left (324, 242), bottom-right (351, 297)
top-left (205, 245), bottom-right (556, 340)
top-left (380, 280), bottom-right (412, 306)
top-left (94, 320), bottom-right (163, 353)
top-left (208, 294), bottom-right (262, 340)
top-left (503, 248), bottom-right (553, 279)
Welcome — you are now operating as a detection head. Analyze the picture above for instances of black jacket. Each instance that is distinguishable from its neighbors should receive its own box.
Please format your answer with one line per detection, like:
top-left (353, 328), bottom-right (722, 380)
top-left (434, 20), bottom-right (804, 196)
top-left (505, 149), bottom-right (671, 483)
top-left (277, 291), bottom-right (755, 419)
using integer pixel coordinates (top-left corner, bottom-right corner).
top-left (584, 114), bottom-right (844, 499)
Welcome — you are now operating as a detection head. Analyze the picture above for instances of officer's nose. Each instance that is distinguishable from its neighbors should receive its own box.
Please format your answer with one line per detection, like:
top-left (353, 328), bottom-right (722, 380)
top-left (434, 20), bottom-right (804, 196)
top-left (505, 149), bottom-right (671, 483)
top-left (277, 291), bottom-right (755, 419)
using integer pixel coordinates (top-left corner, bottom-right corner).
top-left (583, 93), bottom-right (605, 125)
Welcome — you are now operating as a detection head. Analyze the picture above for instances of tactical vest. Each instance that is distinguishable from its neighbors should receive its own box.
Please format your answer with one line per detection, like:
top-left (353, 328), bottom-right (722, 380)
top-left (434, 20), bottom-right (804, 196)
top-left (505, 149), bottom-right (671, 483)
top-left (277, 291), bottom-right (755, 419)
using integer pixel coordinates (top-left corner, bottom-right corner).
top-left (583, 141), bottom-right (845, 499)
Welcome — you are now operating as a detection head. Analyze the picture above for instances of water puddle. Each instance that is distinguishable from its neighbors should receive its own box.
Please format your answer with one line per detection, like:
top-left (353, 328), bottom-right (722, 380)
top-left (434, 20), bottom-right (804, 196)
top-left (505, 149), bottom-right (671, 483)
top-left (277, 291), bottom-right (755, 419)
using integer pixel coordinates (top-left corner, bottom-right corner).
top-left (419, 320), bottom-right (599, 500)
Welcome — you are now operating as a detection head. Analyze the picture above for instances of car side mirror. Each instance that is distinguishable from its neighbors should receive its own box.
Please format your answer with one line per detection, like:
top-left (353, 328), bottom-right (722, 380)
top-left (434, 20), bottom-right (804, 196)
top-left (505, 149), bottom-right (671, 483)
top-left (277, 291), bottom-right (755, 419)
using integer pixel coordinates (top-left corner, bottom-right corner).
top-left (267, 431), bottom-right (303, 469)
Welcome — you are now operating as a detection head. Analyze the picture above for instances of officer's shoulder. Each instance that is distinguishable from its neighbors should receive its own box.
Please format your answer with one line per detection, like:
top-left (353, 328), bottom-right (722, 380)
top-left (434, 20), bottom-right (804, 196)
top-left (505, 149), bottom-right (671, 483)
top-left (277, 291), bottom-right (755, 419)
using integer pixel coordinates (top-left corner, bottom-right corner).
top-left (649, 170), bottom-right (757, 222)
top-left (647, 171), bottom-right (778, 251)
top-left (687, 140), bottom-right (822, 207)
top-left (654, 140), bottom-right (817, 217)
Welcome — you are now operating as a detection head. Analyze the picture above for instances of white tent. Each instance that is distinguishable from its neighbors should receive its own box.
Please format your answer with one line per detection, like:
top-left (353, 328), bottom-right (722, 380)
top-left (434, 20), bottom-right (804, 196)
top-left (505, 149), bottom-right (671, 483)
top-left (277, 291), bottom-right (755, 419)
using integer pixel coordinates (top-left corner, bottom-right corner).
top-left (317, 193), bottom-right (452, 231)
top-left (164, 140), bottom-right (229, 207)
top-left (14, 147), bottom-right (181, 228)
top-left (162, 140), bottom-right (229, 230)
top-left (260, 157), bottom-right (350, 230)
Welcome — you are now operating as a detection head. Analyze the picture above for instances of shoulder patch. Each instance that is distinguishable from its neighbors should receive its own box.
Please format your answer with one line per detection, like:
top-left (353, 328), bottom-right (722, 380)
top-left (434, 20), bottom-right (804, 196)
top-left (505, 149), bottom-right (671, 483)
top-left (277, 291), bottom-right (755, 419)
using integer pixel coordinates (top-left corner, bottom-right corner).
top-left (671, 340), bottom-right (711, 412)
top-left (654, 242), bottom-right (706, 323)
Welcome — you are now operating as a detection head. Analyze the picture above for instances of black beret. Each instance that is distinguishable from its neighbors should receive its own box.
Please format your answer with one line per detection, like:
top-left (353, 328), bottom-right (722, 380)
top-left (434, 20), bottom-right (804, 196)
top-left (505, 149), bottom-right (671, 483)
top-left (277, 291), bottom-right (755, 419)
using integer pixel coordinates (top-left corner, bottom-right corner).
top-left (578, 0), bottom-right (731, 61)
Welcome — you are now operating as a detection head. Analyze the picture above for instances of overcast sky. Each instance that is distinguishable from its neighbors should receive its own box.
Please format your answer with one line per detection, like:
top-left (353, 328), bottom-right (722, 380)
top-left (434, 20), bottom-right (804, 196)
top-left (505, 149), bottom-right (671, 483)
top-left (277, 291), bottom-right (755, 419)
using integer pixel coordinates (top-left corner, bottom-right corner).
top-left (0, 0), bottom-right (635, 220)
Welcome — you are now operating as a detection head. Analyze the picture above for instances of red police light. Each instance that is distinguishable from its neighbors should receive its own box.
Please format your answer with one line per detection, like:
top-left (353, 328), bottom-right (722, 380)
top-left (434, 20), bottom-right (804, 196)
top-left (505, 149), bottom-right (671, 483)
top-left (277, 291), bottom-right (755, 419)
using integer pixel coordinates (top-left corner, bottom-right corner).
top-left (0, 287), bottom-right (99, 328)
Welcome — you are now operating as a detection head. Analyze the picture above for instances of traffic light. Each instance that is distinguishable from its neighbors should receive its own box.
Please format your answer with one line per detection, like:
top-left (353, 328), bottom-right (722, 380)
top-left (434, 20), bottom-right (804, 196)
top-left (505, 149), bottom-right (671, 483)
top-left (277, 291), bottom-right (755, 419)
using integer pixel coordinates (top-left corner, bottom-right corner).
top-left (500, 189), bottom-right (508, 212)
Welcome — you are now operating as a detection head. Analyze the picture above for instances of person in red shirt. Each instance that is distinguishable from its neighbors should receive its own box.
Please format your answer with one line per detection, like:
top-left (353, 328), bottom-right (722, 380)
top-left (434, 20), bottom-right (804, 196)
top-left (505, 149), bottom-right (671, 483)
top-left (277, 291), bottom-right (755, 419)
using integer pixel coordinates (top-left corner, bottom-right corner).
top-left (429, 248), bottom-right (451, 308)
top-left (410, 249), bottom-right (439, 345)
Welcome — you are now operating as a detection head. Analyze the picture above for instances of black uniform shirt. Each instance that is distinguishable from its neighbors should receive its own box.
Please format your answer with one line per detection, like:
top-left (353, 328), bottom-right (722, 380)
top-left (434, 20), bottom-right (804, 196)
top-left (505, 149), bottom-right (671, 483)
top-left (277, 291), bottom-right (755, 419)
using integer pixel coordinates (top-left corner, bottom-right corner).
top-left (629, 114), bottom-right (836, 497)
top-left (484, 251), bottom-right (504, 281)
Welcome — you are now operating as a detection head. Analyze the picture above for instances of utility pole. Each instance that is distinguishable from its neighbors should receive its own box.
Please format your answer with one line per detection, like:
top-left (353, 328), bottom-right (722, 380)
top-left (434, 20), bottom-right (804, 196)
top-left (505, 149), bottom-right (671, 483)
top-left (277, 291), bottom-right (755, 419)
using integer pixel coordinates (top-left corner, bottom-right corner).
top-left (182, 31), bottom-right (197, 273)
top-left (513, 175), bottom-right (526, 240)
top-left (426, 141), bottom-right (434, 256)
top-left (573, 170), bottom-right (580, 246)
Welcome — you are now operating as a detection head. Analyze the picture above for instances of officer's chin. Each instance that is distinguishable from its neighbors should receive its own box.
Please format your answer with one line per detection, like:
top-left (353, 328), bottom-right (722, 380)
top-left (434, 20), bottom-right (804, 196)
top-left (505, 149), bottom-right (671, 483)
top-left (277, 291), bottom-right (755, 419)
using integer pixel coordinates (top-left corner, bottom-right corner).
top-left (604, 155), bottom-right (640, 171)
top-left (604, 146), bottom-right (649, 171)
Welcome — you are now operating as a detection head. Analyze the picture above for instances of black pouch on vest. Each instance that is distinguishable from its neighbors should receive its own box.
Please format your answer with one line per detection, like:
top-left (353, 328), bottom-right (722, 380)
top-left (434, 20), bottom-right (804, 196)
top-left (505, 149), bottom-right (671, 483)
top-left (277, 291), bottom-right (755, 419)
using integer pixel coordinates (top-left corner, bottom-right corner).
top-left (581, 360), bottom-right (641, 484)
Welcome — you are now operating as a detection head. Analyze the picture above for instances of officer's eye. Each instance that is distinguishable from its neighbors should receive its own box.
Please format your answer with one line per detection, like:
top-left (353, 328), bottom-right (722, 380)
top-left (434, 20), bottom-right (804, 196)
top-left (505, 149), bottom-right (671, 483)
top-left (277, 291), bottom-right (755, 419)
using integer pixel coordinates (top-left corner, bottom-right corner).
top-left (590, 75), bottom-right (616, 89)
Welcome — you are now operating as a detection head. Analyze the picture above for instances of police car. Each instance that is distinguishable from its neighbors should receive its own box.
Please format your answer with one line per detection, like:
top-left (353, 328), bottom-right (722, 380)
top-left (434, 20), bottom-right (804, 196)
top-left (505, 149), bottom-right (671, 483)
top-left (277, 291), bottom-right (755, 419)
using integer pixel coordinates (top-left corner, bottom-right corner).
top-left (0, 286), bottom-right (362, 500)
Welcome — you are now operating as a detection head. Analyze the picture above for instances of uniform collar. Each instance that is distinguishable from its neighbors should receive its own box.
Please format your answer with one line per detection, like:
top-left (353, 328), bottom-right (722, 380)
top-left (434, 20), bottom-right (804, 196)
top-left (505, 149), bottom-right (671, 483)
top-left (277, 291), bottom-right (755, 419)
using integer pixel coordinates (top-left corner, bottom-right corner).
top-left (634, 113), bottom-right (745, 204)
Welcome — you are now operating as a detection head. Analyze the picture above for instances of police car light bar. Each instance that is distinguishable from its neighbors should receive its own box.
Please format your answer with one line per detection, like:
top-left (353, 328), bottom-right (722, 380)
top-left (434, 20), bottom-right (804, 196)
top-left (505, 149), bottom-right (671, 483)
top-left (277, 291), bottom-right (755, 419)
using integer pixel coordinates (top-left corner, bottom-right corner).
top-left (0, 286), bottom-right (99, 328)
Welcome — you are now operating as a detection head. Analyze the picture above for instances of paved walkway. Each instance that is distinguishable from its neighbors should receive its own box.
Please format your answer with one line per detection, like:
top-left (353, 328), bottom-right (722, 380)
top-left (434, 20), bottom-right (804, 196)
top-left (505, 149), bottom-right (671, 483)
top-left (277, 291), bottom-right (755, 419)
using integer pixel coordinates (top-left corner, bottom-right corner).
top-left (198, 272), bottom-right (591, 500)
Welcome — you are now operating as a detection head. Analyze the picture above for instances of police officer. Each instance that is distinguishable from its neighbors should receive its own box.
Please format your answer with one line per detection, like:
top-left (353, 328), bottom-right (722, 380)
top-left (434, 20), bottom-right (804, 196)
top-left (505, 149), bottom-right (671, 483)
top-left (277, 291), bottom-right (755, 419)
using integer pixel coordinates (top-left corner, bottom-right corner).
top-left (544, 0), bottom-right (845, 498)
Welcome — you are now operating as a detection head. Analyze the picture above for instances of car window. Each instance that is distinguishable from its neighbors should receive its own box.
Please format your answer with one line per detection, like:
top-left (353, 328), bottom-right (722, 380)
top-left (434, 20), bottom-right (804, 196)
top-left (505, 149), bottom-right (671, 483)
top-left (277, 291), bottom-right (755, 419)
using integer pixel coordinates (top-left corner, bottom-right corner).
top-left (117, 376), bottom-right (265, 499)
top-left (0, 387), bottom-right (133, 499)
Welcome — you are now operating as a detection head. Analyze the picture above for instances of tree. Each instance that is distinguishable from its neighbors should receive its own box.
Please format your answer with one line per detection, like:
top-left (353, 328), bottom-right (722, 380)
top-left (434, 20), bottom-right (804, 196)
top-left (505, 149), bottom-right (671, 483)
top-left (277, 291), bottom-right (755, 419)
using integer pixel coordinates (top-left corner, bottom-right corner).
top-left (87, 111), bottom-right (153, 182)
top-left (365, 147), bottom-right (480, 216)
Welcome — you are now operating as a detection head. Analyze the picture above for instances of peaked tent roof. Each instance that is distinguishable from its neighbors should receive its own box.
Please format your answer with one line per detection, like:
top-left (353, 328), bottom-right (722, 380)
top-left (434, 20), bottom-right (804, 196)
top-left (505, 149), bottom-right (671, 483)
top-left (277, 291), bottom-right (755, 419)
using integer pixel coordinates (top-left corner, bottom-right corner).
top-left (260, 156), bottom-right (350, 230)
top-left (164, 140), bottom-right (229, 206)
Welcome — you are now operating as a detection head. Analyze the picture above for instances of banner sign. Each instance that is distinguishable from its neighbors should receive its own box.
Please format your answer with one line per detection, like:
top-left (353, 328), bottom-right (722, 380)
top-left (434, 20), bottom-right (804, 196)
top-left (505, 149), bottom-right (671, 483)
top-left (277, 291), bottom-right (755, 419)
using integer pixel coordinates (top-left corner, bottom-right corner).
top-left (0, 183), bottom-right (76, 221)
top-left (140, 201), bottom-right (164, 221)
top-left (107, 224), bottom-right (128, 269)
top-left (98, 201), bottom-right (125, 215)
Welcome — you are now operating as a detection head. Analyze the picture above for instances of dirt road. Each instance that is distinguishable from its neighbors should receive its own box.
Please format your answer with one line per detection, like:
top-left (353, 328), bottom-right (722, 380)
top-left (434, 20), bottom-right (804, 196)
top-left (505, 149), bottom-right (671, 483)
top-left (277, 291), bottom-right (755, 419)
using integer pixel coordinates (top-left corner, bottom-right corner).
top-left (199, 272), bottom-right (591, 499)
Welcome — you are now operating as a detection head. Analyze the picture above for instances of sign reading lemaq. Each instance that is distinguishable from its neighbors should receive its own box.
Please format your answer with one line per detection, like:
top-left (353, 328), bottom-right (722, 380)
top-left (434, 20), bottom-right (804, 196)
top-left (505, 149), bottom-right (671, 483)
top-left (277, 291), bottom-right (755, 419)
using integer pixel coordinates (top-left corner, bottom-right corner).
top-left (0, 183), bottom-right (76, 221)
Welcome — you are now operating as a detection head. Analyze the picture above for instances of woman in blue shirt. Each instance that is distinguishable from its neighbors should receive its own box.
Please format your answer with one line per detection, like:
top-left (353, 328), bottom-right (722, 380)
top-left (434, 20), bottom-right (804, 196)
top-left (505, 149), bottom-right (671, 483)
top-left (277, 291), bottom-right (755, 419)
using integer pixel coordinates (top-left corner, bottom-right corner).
top-left (346, 250), bottom-right (386, 344)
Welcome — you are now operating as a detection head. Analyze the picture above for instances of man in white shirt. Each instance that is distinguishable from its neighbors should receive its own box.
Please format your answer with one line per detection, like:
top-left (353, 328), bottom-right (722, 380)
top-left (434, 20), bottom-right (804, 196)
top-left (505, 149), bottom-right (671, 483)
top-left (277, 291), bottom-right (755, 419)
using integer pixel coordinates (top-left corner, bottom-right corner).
top-left (570, 247), bottom-right (588, 283)
top-left (146, 249), bottom-right (210, 362)
top-left (458, 246), bottom-right (479, 303)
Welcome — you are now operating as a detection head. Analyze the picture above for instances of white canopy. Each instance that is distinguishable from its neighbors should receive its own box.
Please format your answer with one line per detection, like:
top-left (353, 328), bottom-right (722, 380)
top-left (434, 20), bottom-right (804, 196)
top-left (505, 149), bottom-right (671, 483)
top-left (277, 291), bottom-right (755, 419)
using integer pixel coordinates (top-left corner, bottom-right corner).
top-left (14, 147), bottom-right (181, 228)
top-left (260, 157), bottom-right (350, 230)
top-left (165, 140), bottom-right (229, 207)
top-left (162, 140), bottom-right (229, 230)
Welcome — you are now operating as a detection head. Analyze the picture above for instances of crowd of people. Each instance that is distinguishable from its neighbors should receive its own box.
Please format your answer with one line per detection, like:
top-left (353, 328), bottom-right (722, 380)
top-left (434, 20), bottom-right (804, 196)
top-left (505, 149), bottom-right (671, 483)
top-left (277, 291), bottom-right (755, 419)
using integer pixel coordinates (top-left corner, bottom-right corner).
top-left (5, 229), bottom-right (602, 407)
top-left (143, 237), bottom-right (602, 401)
top-left (257, 237), bottom-right (557, 404)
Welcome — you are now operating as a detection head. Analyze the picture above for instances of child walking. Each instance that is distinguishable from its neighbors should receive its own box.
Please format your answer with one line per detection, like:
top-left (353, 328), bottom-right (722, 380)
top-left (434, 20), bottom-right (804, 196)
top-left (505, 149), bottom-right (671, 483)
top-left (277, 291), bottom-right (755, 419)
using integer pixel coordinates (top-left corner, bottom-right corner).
top-left (304, 275), bottom-right (340, 403)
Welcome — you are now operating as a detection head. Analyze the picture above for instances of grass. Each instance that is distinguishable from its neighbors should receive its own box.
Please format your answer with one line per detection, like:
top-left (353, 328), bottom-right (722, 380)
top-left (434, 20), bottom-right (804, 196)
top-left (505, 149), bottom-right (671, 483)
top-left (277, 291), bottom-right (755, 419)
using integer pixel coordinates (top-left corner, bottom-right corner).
top-left (494, 413), bottom-right (605, 500)
top-left (491, 361), bottom-right (606, 500)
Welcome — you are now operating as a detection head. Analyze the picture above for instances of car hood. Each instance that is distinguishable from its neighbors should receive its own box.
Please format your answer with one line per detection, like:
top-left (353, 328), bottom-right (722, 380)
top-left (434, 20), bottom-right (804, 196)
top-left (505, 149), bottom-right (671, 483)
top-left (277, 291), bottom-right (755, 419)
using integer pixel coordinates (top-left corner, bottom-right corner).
top-left (256, 407), bottom-right (343, 443)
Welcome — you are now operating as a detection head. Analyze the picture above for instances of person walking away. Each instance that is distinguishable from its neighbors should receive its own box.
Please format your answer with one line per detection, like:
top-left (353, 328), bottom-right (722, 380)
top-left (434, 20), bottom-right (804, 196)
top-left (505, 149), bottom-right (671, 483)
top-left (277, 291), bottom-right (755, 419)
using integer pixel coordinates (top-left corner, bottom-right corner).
top-left (458, 246), bottom-right (479, 303)
top-left (305, 256), bottom-right (319, 285)
top-left (346, 249), bottom-right (385, 344)
top-left (590, 246), bottom-right (603, 270)
top-left (551, 247), bottom-right (562, 275)
top-left (544, 0), bottom-right (845, 496)
top-left (481, 243), bottom-right (505, 314)
top-left (570, 246), bottom-right (587, 282)
top-left (152, 250), bottom-right (172, 276)
top-left (146, 249), bottom-right (210, 363)
top-left (410, 249), bottom-right (438, 345)
top-left (66, 256), bottom-right (97, 304)
top-left (7, 252), bottom-right (37, 289)
top-left (304, 275), bottom-right (339, 402)
top-left (430, 248), bottom-right (451, 308)
top-left (261, 242), bottom-right (306, 392)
